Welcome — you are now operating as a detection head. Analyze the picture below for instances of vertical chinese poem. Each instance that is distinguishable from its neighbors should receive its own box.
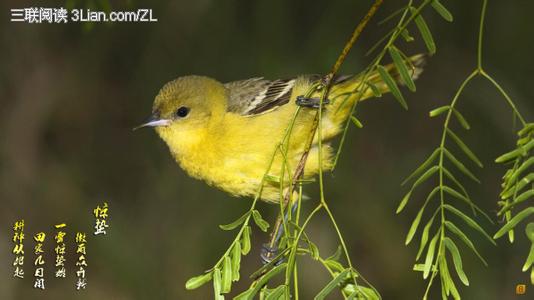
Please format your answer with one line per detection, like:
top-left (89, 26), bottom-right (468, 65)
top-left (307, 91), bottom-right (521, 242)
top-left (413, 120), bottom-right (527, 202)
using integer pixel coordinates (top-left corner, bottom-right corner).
top-left (33, 231), bottom-right (46, 289)
top-left (54, 223), bottom-right (67, 278)
top-left (75, 232), bottom-right (88, 290)
top-left (94, 202), bottom-right (109, 235)
top-left (12, 220), bottom-right (25, 279)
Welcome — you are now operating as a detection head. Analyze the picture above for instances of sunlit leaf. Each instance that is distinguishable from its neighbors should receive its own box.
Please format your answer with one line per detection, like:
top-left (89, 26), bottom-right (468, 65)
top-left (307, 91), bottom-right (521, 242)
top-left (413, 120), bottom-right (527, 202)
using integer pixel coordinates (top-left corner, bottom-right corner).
top-left (350, 116), bottom-right (364, 128)
top-left (417, 211), bottom-right (437, 260)
top-left (265, 285), bottom-right (288, 300)
top-left (397, 190), bottom-right (412, 214)
top-left (221, 256), bottom-right (232, 293)
top-left (423, 231), bottom-right (440, 279)
top-left (444, 237), bottom-right (469, 286)
top-left (232, 242), bottom-right (241, 281)
top-left (241, 225), bottom-right (251, 255)
top-left (494, 207), bottom-right (534, 239)
top-left (219, 212), bottom-right (250, 231)
top-left (252, 210), bottom-right (270, 232)
top-left (429, 105), bottom-right (450, 117)
top-left (185, 272), bottom-right (213, 290)
top-left (444, 204), bottom-right (495, 244)
top-left (445, 221), bottom-right (487, 266)
top-left (213, 268), bottom-right (223, 300)
top-left (406, 204), bottom-right (426, 245)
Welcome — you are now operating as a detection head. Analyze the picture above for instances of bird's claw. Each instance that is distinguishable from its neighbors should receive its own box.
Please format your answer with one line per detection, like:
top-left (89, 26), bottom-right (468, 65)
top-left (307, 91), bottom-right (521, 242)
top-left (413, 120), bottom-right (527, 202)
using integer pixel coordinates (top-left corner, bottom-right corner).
top-left (296, 95), bottom-right (330, 108)
top-left (260, 243), bottom-right (284, 266)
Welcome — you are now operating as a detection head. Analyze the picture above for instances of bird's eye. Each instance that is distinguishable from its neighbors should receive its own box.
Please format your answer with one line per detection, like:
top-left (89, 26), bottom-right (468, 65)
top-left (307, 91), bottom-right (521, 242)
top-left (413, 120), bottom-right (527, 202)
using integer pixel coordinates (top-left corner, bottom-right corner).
top-left (175, 106), bottom-right (190, 118)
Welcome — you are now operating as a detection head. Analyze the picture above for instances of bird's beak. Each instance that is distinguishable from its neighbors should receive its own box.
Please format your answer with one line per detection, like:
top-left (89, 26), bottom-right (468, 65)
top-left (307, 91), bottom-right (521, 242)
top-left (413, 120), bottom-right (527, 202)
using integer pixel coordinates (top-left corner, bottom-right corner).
top-left (133, 113), bottom-right (171, 131)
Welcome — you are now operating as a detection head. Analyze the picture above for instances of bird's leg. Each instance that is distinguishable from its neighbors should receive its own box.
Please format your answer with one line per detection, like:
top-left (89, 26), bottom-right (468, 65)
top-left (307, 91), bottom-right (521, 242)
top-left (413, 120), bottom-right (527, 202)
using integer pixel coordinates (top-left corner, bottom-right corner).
top-left (295, 95), bottom-right (330, 108)
top-left (260, 200), bottom-right (298, 265)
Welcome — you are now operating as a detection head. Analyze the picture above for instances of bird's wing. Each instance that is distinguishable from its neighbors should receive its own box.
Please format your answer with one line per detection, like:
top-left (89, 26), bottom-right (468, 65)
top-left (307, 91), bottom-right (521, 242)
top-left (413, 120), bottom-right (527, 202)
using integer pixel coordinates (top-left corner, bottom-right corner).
top-left (224, 77), bottom-right (296, 116)
top-left (223, 75), bottom-right (354, 116)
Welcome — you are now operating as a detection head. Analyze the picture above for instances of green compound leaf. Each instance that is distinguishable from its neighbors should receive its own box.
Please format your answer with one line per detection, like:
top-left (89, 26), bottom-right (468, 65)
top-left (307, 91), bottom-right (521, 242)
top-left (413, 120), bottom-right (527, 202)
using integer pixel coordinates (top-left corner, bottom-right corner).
top-left (265, 285), bottom-right (288, 300)
top-left (431, 0), bottom-right (454, 22)
top-left (411, 8), bottom-right (436, 54)
top-left (401, 148), bottom-right (440, 186)
top-left (444, 237), bottom-right (470, 286)
top-left (429, 105), bottom-right (450, 117)
top-left (185, 272), bottom-right (213, 290)
top-left (417, 211), bottom-right (437, 260)
top-left (350, 116), bottom-right (364, 128)
top-left (501, 173), bottom-right (534, 199)
top-left (314, 269), bottom-right (350, 300)
top-left (495, 139), bottom-right (534, 163)
top-left (451, 108), bottom-right (471, 130)
top-left (252, 210), bottom-right (270, 232)
top-left (389, 46), bottom-right (416, 91)
top-left (241, 225), bottom-right (251, 255)
top-left (494, 207), bottom-right (534, 239)
top-left (443, 148), bottom-right (480, 183)
top-left (444, 204), bottom-right (496, 245)
top-left (423, 231), bottom-right (440, 279)
top-left (221, 256), bottom-right (232, 293)
top-left (231, 242), bottom-right (241, 281)
top-left (445, 221), bottom-right (488, 266)
top-left (219, 211), bottom-right (251, 231)
top-left (446, 128), bottom-right (483, 168)
top-left (213, 268), bottom-right (223, 300)
top-left (377, 65), bottom-right (408, 110)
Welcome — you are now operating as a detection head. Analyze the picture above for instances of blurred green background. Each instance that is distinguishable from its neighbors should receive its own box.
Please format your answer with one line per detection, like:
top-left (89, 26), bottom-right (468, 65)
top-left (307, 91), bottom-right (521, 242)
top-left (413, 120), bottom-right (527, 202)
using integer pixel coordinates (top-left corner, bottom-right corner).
top-left (1, 0), bottom-right (533, 299)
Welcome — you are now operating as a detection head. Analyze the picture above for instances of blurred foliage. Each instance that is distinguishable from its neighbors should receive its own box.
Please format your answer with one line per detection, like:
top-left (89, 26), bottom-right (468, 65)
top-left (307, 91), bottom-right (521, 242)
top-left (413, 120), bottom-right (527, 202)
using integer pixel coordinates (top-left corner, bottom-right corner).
top-left (1, 0), bottom-right (533, 299)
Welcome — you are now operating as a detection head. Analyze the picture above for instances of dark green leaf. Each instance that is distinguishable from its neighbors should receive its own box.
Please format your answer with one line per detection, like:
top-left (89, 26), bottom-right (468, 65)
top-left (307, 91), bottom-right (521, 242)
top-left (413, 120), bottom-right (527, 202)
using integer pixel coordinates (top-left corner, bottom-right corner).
top-left (431, 0), bottom-right (453, 22)
top-left (389, 46), bottom-right (416, 91)
top-left (377, 65), bottom-right (408, 109)
top-left (446, 128), bottom-right (483, 167)
top-left (412, 8), bottom-right (436, 54)
top-left (443, 148), bottom-right (480, 183)
top-left (366, 81), bottom-right (382, 97)
top-left (452, 108), bottom-right (471, 130)
top-left (401, 148), bottom-right (440, 186)
top-left (314, 269), bottom-right (350, 300)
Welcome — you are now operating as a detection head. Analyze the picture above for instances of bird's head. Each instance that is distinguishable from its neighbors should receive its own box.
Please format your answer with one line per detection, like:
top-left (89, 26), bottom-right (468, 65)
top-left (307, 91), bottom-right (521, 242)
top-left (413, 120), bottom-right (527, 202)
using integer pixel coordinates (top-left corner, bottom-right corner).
top-left (135, 75), bottom-right (228, 151)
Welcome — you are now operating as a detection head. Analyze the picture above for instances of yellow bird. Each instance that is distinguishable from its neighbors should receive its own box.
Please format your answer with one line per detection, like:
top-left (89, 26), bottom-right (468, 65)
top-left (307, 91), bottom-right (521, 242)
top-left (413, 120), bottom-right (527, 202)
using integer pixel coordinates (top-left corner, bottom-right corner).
top-left (137, 56), bottom-right (424, 203)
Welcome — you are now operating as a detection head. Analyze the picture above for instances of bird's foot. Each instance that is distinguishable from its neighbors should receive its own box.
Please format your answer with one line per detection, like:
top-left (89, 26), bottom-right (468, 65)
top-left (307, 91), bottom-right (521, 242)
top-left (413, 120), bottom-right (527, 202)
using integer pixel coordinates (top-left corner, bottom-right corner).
top-left (260, 243), bottom-right (284, 266)
top-left (296, 95), bottom-right (330, 108)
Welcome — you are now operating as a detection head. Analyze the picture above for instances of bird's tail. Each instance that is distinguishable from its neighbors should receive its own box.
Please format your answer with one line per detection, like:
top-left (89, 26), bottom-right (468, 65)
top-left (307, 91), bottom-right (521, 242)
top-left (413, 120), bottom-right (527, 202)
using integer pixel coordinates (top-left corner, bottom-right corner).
top-left (326, 53), bottom-right (426, 125)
